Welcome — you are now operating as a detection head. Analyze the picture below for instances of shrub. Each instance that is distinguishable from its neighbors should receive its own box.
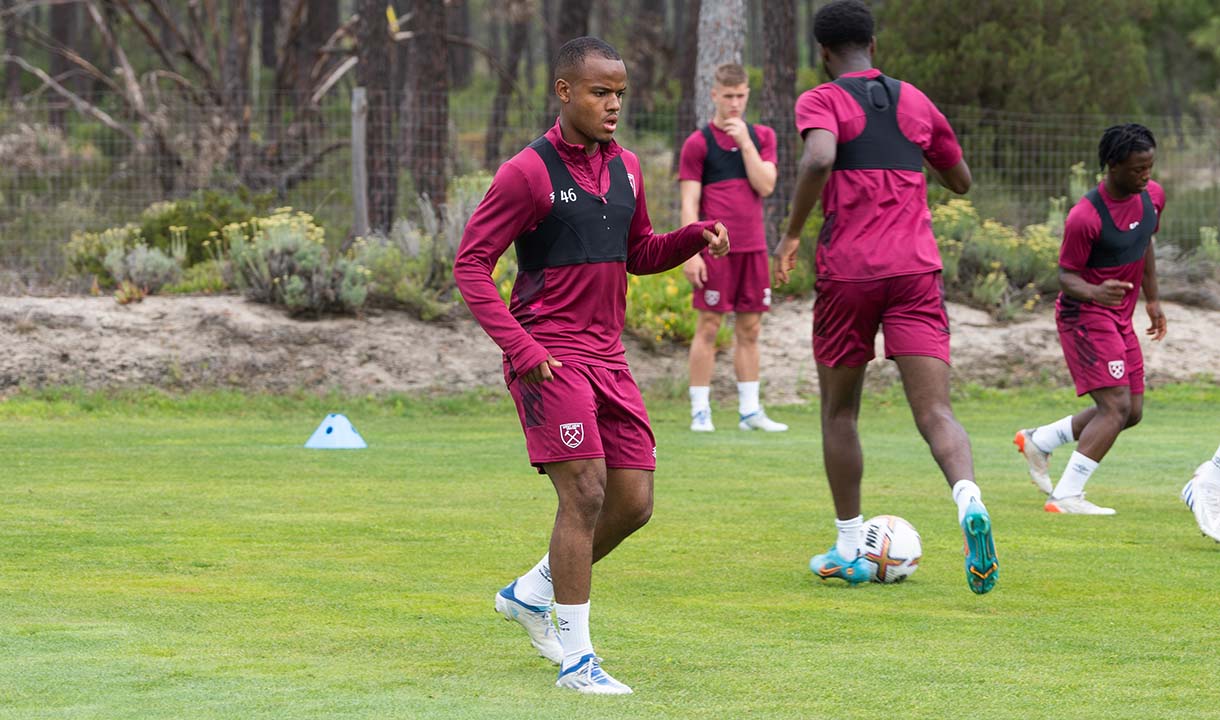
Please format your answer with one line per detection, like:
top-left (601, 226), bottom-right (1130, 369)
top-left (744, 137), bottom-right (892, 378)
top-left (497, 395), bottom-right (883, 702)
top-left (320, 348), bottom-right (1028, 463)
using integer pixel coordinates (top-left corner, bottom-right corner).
top-left (226, 208), bottom-right (367, 316)
top-left (65, 223), bottom-right (144, 283)
top-left (102, 244), bottom-right (182, 293)
top-left (163, 259), bottom-right (228, 295)
top-left (138, 188), bottom-right (274, 266)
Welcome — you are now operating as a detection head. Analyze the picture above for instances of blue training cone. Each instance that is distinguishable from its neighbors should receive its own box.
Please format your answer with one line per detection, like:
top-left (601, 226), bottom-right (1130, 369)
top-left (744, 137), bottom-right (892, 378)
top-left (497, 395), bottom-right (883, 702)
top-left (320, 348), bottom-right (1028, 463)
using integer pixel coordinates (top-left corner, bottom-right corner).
top-left (304, 413), bottom-right (367, 449)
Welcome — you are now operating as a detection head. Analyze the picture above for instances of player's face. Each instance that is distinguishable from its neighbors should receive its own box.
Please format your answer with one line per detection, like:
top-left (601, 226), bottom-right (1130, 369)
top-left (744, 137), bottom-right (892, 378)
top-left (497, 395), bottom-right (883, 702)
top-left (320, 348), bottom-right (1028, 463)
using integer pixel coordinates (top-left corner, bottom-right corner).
top-left (1109, 149), bottom-right (1155, 195)
top-left (556, 56), bottom-right (628, 150)
top-left (711, 83), bottom-right (749, 121)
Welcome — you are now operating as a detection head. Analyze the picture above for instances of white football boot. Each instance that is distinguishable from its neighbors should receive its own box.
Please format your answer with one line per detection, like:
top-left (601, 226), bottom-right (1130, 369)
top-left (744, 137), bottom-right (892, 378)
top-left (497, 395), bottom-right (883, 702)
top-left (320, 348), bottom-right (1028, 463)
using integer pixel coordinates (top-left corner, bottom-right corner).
top-left (738, 408), bottom-right (788, 432)
top-left (555, 654), bottom-right (632, 695)
top-left (1043, 493), bottom-right (1116, 515)
top-left (494, 581), bottom-right (563, 664)
top-left (1182, 462), bottom-right (1220, 543)
top-left (1014, 428), bottom-right (1054, 494)
top-left (690, 408), bottom-right (715, 432)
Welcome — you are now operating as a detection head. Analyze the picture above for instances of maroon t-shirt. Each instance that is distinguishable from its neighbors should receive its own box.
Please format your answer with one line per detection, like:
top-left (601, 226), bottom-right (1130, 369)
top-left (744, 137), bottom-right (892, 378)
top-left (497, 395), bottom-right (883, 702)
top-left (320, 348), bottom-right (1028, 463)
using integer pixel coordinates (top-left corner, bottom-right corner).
top-left (1057, 180), bottom-right (1165, 327)
top-left (794, 68), bottom-right (963, 281)
top-left (678, 122), bottom-right (777, 253)
top-left (454, 120), bottom-right (716, 375)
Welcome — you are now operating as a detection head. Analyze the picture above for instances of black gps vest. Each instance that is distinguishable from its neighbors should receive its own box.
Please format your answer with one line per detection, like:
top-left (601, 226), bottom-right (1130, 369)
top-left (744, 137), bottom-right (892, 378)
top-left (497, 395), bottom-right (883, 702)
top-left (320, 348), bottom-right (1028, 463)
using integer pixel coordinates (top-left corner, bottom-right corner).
top-left (1083, 188), bottom-right (1157, 268)
top-left (514, 137), bottom-right (636, 272)
top-left (699, 124), bottom-right (761, 185)
top-left (832, 74), bottom-right (923, 172)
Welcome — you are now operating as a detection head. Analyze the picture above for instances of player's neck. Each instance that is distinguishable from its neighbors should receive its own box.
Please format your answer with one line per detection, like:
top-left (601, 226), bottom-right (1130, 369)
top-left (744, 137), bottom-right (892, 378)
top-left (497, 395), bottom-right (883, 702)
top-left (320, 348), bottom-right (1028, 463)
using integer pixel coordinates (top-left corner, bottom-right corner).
top-left (1103, 176), bottom-right (1133, 201)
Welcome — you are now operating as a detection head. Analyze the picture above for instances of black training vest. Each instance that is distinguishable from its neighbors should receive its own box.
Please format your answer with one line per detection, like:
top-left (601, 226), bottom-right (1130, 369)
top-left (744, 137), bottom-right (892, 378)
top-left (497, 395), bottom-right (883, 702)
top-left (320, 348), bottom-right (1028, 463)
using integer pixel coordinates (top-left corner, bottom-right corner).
top-left (832, 74), bottom-right (923, 172)
top-left (1083, 188), bottom-right (1157, 268)
top-left (699, 124), bottom-right (761, 185)
top-left (514, 137), bottom-right (636, 272)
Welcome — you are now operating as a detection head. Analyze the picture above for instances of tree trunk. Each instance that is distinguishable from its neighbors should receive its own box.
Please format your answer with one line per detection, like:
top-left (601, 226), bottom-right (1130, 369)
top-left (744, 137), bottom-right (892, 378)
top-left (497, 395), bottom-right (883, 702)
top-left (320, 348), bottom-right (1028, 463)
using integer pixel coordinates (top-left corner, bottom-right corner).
top-left (761, 0), bottom-right (797, 253)
top-left (546, 0), bottom-right (593, 118)
top-left (447, 0), bottom-right (473, 89)
top-left (357, 0), bottom-right (398, 234)
top-left (224, 0), bottom-right (254, 180)
top-left (484, 0), bottom-right (529, 171)
top-left (804, 0), bottom-right (818, 70)
top-left (694, 0), bottom-right (746, 125)
top-left (49, 0), bottom-right (75, 126)
top-left (4, 0), bottom-right (23, 102)
top-left (671, 0), bottom-right (701, 173)
top-left (409, 0), bottom-right (450, 213)
top-left (261, 0), bottom-right (279, 69)
top-left (625, 0), bottom-right (665, 130)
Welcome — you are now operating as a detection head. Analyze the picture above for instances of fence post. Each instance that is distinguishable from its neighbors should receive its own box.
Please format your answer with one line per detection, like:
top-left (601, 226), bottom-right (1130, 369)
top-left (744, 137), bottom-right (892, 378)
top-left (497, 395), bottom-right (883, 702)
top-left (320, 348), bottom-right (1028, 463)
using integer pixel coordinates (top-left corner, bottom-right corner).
top-left (351, 86), bottom-right (370, 239)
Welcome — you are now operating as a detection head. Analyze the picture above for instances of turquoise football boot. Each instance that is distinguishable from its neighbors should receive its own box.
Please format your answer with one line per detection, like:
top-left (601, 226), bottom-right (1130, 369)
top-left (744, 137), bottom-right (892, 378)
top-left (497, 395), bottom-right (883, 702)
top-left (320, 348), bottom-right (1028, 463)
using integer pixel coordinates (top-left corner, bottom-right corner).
top-left (809, 547), bottom-right (876, 585)
top-left (961, 500), bottom-right (999, 594)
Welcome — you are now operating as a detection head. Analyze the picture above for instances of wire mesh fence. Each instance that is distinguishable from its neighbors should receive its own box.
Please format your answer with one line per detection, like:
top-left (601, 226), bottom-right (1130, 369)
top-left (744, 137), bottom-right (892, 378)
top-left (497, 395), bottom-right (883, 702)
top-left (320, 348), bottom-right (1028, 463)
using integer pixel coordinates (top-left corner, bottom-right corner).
top-left (1, 90), bottom-right (1217, 286)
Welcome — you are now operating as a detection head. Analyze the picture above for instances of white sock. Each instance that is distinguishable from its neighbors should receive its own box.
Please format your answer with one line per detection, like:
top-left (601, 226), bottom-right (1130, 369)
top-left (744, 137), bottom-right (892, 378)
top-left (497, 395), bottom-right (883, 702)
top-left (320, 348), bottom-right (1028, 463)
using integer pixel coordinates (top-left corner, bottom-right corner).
top-left (1212, 443), bottom-right (1220, 472)
top-left (1052, 451), bottom-right (1099, 499)
top-left (738, 380), bottom-right (761, 416)
top-left (834, 515), bottom-right (863, 559)
top-left (555, 601), bottom-right (593, 669)
top-left (1031, 415), bottom-right (1074, 453)
top-left (690, 386), bottom-right (711, 415)
top-left (513, 553), bottom-right (553, 608)
top-left (952, 479), bottom-right (983, 523)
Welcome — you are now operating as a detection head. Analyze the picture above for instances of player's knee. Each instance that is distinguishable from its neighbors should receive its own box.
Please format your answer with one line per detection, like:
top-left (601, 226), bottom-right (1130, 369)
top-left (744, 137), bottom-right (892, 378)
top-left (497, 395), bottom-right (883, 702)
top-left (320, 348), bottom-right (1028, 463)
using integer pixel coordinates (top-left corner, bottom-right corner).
top-left (1125, 406), bottom-right (1143, 428)
top-left (561, 473), bottom-right (607, 520)
top-left (627, 497), bottom-right (653, 532)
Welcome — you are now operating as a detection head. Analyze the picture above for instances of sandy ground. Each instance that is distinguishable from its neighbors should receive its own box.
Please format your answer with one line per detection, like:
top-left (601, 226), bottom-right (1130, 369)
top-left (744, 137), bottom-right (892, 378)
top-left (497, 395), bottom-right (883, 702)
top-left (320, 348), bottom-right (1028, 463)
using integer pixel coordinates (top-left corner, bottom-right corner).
top-left (1, 293), bottom-right (1216, 403)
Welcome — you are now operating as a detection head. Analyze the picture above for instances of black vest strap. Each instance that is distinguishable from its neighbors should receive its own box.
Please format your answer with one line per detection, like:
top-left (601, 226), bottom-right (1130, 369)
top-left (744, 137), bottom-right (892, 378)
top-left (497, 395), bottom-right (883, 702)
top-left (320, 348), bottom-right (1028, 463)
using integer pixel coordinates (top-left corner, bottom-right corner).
top-left (1083, 188), bottom-right (1156, 268)
top-left (832, 74), bottom-right (924, 172)
top-left (699, 123), bottom-right (761, 185)
top-left (515, 137), bottom-right (636, 272)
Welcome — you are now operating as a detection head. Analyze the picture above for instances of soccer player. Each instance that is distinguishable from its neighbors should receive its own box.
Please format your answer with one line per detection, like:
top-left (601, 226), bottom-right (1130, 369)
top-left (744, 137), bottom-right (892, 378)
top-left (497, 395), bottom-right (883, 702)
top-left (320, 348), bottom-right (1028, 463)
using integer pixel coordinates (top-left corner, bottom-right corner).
top-left (453, 37), bottom-right (729, 695)
top-left (774, 0), bottom-right (998, 594)
top-left (1182, 441), bottom-right (1220, 542)
top-left (679, 62), bottom-right (787, 434)
top-left (1014, 124), bottom-right (1166, 515)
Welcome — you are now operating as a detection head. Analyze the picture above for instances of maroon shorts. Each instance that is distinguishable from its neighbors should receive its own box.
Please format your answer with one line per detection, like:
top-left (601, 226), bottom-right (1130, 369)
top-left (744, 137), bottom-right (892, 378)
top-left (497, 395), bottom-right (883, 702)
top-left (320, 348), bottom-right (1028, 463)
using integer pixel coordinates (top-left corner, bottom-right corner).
top-left (691, 249), bottom-right (772, 314)
top-left (505, 360), bottom-right (656, 473)
top-left (813, 271), bottom-right (950, 367)
top-left (1056, 312), bottom-right (1145, 396)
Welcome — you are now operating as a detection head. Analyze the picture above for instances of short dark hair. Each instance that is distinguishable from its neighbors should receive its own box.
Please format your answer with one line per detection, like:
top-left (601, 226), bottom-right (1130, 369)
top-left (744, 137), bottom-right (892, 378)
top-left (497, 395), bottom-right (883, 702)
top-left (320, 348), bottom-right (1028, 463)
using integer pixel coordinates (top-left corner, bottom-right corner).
top-left (813, 0), bottom-right (874, 53)
top-left (554, 36), bottom-right (622, 82)
top-left (1098, 123), bottom-right (1156, 169)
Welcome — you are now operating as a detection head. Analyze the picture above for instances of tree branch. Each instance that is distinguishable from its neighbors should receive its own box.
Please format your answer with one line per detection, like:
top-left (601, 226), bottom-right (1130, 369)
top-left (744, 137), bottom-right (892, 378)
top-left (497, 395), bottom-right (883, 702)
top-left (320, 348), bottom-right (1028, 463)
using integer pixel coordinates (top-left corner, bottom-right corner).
top-left (0, 53), bottom-right (137, 142)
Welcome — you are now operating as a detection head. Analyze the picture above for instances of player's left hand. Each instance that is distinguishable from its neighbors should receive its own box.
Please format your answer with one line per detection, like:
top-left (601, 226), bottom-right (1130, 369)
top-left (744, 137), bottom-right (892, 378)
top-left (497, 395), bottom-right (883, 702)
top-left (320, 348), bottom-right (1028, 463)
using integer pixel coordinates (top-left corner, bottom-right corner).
top-left (721, 118), bottom-right (751, 148)
top-left (1145, 300), bottom-right (1167, 341)
top-left (703, 222), bottom-right (729, 258)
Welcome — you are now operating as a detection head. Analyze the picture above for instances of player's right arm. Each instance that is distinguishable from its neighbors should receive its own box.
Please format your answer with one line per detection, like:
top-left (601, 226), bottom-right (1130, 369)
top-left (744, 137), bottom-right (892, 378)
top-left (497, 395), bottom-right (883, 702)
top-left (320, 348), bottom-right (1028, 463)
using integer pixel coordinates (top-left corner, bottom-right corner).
top-left (453, 162), bottom-right (556, 380)
top-left (1057, 201), bottom-right (1131, 307)
top-left (774, 128), bottom-right (835, 285)
top-left (678, 179), bottom-right (707, 288)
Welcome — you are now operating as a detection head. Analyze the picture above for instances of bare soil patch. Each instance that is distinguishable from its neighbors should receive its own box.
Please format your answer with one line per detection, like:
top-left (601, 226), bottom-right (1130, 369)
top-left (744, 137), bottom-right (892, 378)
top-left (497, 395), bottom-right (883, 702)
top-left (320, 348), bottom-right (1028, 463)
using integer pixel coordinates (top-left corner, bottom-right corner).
top-left (1, 294), bottom-right (1216, 402)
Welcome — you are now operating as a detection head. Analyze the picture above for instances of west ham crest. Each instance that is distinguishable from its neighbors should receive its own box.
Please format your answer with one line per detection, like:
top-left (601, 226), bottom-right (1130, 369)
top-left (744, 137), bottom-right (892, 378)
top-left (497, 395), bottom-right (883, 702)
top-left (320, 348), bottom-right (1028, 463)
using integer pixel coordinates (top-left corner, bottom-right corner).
top-left (560, 422), bottom-right (584, 448)
top-left (704, 289), bottom-right (721, 306)
top-left (1108, 360), bottom-right (1125, 379)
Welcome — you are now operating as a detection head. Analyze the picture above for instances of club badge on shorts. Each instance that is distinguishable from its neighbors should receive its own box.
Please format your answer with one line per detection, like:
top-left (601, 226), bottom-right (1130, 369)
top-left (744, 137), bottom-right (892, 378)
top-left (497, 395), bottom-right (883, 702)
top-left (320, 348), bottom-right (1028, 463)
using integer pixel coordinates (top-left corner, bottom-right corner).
top-left (1108, 360), bottom-right (1125, 379)
top-left (704, 289), bottom-right (721, 306)
top-left (559, 422), bottom-right (584, 448)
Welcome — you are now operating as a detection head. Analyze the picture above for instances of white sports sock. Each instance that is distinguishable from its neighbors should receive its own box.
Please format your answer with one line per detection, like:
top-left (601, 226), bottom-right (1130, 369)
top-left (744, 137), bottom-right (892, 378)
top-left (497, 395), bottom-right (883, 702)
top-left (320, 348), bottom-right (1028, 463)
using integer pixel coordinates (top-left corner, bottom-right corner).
top-left (952, 479), bottom-right (982, 523)
top-left (834, 515), bottom-right (863, 559)
top-left (690, 386), bottom-right (711, 414)
top-left (1052, 451), bottom-right (1099, 499)
top-left (1031, 415), bottom-right (1074, 454)
top-left (513, 553), bottom-right (553, 608)
top-left (738, 381), bottom-right (760, 416)
top-left (555, 601), bottom-right (593, 669)
top-left (1211, 443), bottom-right (1220, 473)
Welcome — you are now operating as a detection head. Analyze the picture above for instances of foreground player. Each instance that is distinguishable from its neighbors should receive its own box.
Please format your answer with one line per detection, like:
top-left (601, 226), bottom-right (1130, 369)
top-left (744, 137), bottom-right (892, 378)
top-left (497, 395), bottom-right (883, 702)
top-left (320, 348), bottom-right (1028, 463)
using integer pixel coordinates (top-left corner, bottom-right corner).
top-left (453, 37), bottom-right (728, 695)
top-left (774, 0), bottom-right (997, 594)
top-left (1015, 124), bottom-right (1166, 515)
top-left (1182, 441), bottom-right (1220, 542)
top-left (679, 62), bottom-right (787, 433)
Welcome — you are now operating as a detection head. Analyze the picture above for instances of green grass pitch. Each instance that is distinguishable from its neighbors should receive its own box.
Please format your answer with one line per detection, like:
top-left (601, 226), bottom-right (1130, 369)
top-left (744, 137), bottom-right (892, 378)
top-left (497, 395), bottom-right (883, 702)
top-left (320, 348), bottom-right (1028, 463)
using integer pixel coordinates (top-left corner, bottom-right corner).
top-left (1, 385), bottom-right (1217, 719)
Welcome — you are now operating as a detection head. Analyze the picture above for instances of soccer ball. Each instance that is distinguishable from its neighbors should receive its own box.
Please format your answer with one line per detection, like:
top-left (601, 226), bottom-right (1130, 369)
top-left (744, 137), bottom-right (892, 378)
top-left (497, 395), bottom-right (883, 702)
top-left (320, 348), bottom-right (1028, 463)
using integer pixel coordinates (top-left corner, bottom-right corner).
top-left (861, 515), bottom-right (922, 583)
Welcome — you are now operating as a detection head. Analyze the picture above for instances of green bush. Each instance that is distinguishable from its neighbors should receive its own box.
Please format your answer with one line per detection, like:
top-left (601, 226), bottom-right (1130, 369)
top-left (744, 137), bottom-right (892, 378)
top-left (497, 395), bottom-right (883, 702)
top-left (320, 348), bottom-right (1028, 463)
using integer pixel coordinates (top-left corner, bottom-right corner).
top-left (163, 259), bottom-right (228, 295)
top-left (226, 209), bottom-right (367, 317)
top-left (933, 199), bottom-right (1060, 318)
top-left (64, 223), bottom-right (144, 283)
top-left (102, 244), bottom-right (181, 293)
top-left (139, 188), bottom-right (274, 266)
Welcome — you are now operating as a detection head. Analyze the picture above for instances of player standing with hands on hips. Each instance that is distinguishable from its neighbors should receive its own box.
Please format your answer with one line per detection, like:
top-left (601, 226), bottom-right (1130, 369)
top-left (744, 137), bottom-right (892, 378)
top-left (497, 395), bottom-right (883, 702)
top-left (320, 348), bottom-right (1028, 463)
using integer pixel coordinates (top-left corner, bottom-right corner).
top-left (1015, 124), bottom-right (1166, 515)
top-left (454, 37), bottom-right (729, 694)
top-left (679, 63), bottom-right (787, 434)
top-left (774, 0), bottom-right (998, 594)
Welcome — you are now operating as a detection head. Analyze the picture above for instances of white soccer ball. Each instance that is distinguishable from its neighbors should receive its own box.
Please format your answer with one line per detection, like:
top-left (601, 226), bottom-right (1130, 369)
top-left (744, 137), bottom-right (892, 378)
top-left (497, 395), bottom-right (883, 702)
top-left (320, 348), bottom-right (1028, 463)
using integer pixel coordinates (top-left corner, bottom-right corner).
top-left (861, 515), bottom-right (922, 583)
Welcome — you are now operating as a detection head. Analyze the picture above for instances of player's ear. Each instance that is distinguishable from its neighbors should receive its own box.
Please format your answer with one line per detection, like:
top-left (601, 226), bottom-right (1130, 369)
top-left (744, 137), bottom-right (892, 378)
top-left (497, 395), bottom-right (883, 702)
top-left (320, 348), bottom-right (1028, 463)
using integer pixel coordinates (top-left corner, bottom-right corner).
top-left (555, 78), bottom-right (571, 104)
